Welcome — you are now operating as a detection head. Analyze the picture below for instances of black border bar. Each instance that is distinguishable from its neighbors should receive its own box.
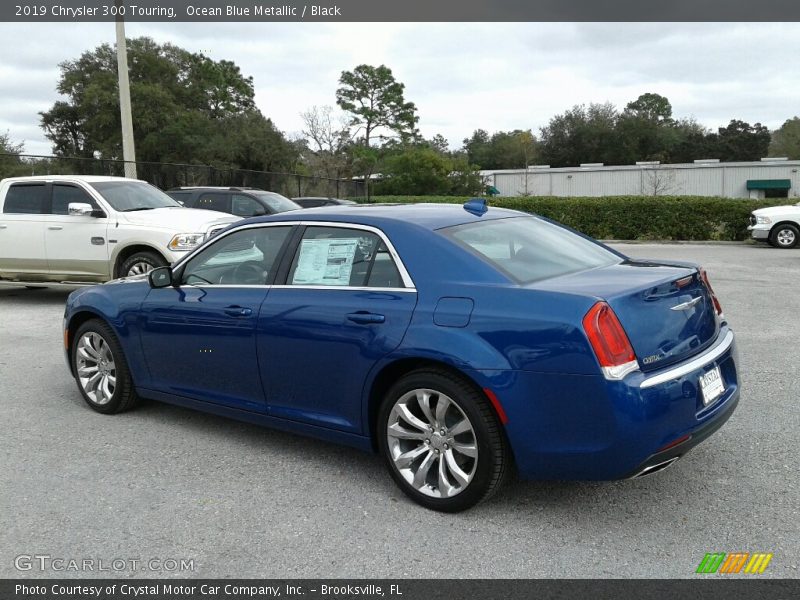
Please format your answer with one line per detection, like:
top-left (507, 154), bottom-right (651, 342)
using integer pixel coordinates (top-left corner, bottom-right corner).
top-left (4, 0), bottom-right (800, 22)
top-left (2, 579), bottom-right (799, 600)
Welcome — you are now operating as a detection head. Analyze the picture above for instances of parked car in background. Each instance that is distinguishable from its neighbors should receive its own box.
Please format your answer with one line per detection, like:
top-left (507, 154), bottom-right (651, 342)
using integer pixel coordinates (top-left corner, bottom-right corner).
top-left (63, 200), bottom-right (738, 512)
top-left (0, 175), bottom-right (238, 284)
top-left (293, 196), bottom-right (357, 208)
top-left (167, 187), bottom-right (301, 218)
top-left (748, 202), bottom-right (800, 248)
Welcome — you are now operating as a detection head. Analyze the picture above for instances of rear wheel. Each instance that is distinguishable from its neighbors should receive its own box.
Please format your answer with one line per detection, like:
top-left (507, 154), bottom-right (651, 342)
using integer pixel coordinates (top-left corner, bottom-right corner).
top-left (378, 369), bottom-right (510, 512)
top-left (769, 224), bottom-right (799, 249)
top-left (119, 251), bottom-right (167, 277)
top-left (71, 319), bottom-right (139, 414)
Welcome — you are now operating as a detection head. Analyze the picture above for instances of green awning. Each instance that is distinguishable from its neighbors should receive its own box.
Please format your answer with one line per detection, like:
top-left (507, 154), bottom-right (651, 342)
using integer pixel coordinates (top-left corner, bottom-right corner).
top-left (746, 179), bottom-right (791, 190)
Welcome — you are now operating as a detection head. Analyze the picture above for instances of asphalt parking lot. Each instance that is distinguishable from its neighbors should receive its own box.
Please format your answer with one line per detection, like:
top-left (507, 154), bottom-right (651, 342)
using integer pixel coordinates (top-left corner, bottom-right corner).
top-left (1, 243), bottom-right (798, 579)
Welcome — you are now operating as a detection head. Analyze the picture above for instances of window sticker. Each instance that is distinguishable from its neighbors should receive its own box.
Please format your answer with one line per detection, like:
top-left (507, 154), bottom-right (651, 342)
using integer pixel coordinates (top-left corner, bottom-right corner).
top-left (292, 238), bottom-right (359, 285)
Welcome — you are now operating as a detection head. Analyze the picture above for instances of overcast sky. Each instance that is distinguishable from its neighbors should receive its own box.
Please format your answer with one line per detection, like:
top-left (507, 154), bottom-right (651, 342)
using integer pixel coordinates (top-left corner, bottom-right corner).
top-left (1, 22), bottom-right (799, 156)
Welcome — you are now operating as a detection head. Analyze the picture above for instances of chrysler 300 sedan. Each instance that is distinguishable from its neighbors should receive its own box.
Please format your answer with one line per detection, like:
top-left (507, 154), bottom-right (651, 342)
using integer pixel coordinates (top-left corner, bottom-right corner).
top-left (63, 201), bottom-right (739, 511)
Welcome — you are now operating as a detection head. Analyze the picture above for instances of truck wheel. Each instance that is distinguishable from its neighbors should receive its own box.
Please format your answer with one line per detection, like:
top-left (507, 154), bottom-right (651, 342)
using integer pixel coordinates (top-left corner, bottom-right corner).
top-left (119, 251), bottom-right (167, 277)
top-left (769, 224), bottom-right (799, 249)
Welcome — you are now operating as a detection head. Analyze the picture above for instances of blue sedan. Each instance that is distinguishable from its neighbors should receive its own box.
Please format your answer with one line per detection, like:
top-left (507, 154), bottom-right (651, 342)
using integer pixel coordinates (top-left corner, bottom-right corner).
top-left (63, 201), bottom-right (739, 512)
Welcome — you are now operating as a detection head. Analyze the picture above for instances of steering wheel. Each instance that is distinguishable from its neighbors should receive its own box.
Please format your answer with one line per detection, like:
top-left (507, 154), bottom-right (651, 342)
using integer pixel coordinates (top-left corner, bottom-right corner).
top-left (229, 261), bottom-right (267, 285)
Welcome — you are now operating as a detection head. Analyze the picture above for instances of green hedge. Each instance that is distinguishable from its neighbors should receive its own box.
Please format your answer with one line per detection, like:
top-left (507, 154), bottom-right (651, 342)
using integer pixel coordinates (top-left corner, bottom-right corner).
top-left (351, 195), bottom-right (789, 241)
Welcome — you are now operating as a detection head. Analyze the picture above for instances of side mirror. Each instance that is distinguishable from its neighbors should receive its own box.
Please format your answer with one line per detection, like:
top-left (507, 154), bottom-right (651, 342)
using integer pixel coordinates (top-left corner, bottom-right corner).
top-left (68, 202), bottom-right (95, 217)
top-left (148, 266), bottom-right (174, 288)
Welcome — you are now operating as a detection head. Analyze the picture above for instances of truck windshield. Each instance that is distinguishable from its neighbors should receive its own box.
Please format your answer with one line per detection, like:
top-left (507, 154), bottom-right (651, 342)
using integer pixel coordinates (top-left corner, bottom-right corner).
top-left (90, 181), bottom-right (182, 212)
top-left (252, 192), bottom-right (301, 213)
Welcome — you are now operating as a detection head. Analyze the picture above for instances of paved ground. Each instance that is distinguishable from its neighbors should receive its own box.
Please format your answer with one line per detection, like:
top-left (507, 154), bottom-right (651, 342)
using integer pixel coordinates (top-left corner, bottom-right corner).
top-left (0, 243), bottom-right (797, 579)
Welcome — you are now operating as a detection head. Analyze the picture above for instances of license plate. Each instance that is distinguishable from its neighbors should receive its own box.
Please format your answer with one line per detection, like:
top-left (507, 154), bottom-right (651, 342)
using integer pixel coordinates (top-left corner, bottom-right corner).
top-left (700, 366), bottom-right (725, 405)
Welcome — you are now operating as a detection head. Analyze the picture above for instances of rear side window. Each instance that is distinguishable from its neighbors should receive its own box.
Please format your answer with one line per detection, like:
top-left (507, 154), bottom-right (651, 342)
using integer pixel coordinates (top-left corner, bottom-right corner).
top-left (442, 216), bottom-right (620, 284)
top-left (3, 184), bottom-right (48, 214)
top-left (197, 193), bottom-right (230, 213)
top-left (52, 184), bottom-right (98, 215)
top-left (287, 226), bottom-right (403, 288)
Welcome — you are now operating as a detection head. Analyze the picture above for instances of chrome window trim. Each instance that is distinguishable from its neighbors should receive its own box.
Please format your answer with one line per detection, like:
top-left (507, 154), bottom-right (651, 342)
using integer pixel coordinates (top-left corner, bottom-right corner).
top-left (171, 220), bottom-right (416, 290)
top-left (639, 330), bottom-right (735, 389)
top-left (271, 285), bottom-right (416, 293)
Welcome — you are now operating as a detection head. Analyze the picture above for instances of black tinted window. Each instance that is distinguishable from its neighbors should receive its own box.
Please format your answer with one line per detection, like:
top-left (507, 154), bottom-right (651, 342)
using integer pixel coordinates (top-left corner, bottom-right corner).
top-left (197, 193), bottom-right (230, 213)
top-left (52, 184), bottom-right (97, 215)
top-left (3, 184), bottom-right (47, 214)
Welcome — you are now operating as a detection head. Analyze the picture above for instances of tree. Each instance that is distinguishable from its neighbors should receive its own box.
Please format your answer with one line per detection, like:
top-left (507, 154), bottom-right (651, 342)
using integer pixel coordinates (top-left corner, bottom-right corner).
top-left (769, 117), bottom-right (800, 159)
top-left (539, 103), bottom-right (620, 167)
top-left (462, 129), bottom-right (538, 170)
top-left (335, 64), bottom-right (419, 148)
top-left (374, 146), bottom-right (481, 196)
top-left (38, 37), bottom-right (294, 173)
top-left (300, 105), bottom-right (353, 181)
top-left (623, 93), bottom-right (673, 124)
top-left (716, 119), bottom-right (771, 161)
top-left (0, 131), bottom-right (27, 178)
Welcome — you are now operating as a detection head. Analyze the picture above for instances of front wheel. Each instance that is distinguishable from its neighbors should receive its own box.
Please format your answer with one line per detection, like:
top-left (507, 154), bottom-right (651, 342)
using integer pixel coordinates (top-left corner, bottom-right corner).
top-left (71, 319), bottom-right (140, 414)
top-left (378, 369), bottom-right (510, 512)
top-left (770, 224), bottom-right (799, 249)
top-left (118, 251), bottom-right (167, 278)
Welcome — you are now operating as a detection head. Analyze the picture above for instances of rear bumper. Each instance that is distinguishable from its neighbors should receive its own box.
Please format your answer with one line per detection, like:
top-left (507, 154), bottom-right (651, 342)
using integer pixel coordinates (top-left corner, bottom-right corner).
top-left (485, 326), bottom-right (740, 480)
top-left (621, 388), bottom-right (738, 478)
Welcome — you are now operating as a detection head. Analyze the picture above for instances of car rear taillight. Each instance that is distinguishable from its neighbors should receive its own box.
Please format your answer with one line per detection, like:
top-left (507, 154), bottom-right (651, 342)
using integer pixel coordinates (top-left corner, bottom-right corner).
top-left (698, 268), bottom-right (723, 317)
top-left (582, 301), bottom-right (639, 380)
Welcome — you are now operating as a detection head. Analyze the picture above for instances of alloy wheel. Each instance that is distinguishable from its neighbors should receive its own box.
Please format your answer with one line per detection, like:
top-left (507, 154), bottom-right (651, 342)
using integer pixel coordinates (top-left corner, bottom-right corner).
top-left (386, 388), bottom-right (478, 498)
top-left (75, 332), bottom-right (116, 405)
top-left (776, 228), bottom-right (796, 247)
top-left (126, 261), bottom-right (154, 276)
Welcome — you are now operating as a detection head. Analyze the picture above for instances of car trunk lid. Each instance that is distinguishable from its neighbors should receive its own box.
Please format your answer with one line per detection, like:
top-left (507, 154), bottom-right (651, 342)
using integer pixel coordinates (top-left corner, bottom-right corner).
top-left (531, 260), bottom-right (720, 372)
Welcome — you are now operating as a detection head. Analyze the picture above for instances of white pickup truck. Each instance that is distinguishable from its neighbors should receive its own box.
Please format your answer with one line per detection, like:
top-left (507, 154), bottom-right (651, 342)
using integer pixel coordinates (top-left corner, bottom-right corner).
top-left (748, 202), bottom-right (800, 249)
top-left (0, 175), bottom-right (239, 284)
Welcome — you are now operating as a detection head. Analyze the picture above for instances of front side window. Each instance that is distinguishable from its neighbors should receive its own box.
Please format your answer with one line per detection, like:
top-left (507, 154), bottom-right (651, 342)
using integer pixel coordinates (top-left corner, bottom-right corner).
top-left (90, 181), bottom-right (181, 212)
top-left (287, 226), bottom-right (403, 288)
top-left (3, 183), bottom-right (47, 214)
top-left (443, 216), bottom-right (621, 284)
top-left (181, 226), bottom-right (291, 286)
top-left (52, 184), bottom-right (99, 215)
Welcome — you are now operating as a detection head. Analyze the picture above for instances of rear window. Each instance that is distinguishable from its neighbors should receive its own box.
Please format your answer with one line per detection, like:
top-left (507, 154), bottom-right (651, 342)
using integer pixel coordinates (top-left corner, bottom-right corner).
top-left (442, 216), bottom-right (620, 283)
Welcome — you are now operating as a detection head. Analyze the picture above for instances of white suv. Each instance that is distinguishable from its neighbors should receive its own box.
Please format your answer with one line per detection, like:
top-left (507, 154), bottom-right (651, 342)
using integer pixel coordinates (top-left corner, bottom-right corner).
top-left (748, 202), bottom-right (800, 249)
top-left (0, 175), bottom-right (239, 284)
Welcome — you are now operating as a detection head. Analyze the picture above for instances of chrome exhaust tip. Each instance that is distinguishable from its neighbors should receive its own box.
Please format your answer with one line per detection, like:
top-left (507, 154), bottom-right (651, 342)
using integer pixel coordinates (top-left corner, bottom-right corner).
top-left (631, 456), bottom-right (681, 478)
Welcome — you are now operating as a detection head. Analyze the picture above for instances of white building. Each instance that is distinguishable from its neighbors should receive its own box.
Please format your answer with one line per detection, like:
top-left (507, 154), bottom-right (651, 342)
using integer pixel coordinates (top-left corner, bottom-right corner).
top-left (481, 158), bottom-right (800, 199)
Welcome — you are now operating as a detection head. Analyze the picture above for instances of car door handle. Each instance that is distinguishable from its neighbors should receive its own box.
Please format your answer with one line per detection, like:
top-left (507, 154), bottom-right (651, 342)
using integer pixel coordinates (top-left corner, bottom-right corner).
top-left (347, 312), bottom-right (385, 324)
top-left (48, 226), bottom-right (63, 230)
top-left (224, 306), bottom-right (252, 317)
top-left (0, 224), bottom-right (7, 229)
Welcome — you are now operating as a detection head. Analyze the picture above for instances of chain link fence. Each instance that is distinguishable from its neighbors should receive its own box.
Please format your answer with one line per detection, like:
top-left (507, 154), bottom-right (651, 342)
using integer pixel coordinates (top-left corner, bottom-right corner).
top-left (0, 154), bottom-right (366, 199)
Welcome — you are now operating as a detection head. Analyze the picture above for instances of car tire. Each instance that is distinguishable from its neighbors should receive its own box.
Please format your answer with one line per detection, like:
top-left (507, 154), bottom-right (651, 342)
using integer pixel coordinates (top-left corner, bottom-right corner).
top-left (118, 251), bottom-right (167, 277)
top-left (71, 319), bottom-right (140, 414)
top-left (378, 368), bottom-right (510, 512)
top-left (769, 224), bottom-right (799, 249)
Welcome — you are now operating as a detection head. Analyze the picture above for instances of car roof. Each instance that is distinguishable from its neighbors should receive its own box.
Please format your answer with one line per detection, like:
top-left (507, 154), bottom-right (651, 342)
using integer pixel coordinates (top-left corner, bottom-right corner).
top-left (2, 175), bottom-right (144, 183)
top-left (247, 202), bottom-right (526, 231)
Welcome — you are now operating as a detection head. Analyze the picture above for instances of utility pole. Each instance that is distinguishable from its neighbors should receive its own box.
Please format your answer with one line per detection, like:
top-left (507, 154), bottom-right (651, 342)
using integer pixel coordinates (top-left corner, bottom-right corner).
top-left (115, 0), bottom-right (136, 178)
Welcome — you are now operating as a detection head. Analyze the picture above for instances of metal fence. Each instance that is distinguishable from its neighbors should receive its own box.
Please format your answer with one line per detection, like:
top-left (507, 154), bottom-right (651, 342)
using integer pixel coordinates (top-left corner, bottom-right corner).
top-left (0, 154), bottom-right (366, 199)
